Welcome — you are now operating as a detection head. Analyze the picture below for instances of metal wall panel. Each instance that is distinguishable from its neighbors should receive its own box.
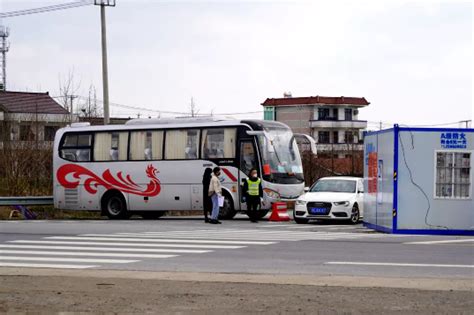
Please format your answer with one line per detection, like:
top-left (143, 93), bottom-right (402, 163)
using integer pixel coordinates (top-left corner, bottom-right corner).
top-left (397, 129), bottom-right (474, 230)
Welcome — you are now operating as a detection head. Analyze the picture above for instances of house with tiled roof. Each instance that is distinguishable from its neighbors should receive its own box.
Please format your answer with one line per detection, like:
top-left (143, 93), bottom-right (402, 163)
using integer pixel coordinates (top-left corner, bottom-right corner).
top-left (261, 93), bottom-right (370, 158)
top-left (0, 91), bottom-right (71, 146)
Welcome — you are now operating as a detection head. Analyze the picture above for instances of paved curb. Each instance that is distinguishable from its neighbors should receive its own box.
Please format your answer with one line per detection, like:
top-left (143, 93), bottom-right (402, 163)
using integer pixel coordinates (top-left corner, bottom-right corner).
top-left (1, 268), bottom-right (472, 292)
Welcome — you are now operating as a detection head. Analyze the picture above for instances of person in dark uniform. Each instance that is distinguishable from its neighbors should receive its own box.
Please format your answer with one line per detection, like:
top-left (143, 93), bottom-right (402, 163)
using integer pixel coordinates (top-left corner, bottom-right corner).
top-left (242, 168), bottom-right (263, 223)
top-left (202, 168), bottom-right (213, 223)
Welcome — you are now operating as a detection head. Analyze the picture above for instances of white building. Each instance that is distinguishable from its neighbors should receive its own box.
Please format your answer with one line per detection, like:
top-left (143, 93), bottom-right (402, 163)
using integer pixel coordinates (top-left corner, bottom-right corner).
top-left (262, 94), bottom-right (370, 158)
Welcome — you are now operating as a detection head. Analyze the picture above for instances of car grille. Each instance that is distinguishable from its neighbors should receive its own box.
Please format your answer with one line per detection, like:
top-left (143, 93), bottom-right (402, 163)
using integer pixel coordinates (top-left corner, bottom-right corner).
top-left (306, 202), bottom-right (332, 215)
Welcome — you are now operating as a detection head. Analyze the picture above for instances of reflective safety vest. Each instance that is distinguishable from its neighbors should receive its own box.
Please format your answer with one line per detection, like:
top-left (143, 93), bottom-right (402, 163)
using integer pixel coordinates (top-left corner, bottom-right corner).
top-left (246, 178), bottom-right (261, 196)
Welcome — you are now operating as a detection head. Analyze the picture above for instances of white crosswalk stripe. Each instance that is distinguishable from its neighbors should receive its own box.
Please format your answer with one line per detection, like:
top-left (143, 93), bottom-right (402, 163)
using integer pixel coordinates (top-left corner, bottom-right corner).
top-left (0, 228), bottom-right (400, 270)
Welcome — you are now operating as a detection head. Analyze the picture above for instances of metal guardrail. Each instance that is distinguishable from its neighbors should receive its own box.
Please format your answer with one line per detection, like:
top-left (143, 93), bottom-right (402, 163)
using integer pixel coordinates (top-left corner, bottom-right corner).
top-left (0, 196), bottom-right (54, 206)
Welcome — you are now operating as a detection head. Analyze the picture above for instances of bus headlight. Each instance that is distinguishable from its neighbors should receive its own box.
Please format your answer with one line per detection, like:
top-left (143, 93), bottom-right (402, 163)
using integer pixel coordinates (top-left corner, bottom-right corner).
top-left (296, 200), bottom-right (307, 206)
top-left (263, 188), bottom-right (280, 199)
top-left (333, 201), bottom-right (350, 207)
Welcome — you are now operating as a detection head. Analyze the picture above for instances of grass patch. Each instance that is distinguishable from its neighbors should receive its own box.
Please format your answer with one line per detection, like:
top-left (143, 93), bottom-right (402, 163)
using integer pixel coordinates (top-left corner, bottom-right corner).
top-left (0, 206), bottom-right (204, 220)
top-left (0, 206), bottom-right (102, 220)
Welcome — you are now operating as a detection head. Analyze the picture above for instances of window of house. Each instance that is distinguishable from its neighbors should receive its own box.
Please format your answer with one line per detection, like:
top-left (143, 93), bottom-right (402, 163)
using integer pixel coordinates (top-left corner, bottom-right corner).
top-left (318, 108), bottom-right (330, 120)
top-left (202, 128), bottom-right (236, 159)
top-left (60, 133), bottom-right (92, 162)
top-left (130, 130), bottom-right (163, 160)
top-left (435, 151), bottom-right (471, 199)
top-left (345, 108), bottom-right (353, 121)
top-left (333, 131), bottom-right (339, 144)
top-left (94, 132), bottom-right (128, 161)
top-left (165, 129), bottom-right (200, 160)
top-left (44, 126), bottom-right (59, 141)
top-left (318, 131), bottom-right (330, 144)
top-left (20, 125), bottom-right (35, 141)
top-left (344, 131), bottom-right (355, 144)
top-left (264, 107), bottom-right (275, 121)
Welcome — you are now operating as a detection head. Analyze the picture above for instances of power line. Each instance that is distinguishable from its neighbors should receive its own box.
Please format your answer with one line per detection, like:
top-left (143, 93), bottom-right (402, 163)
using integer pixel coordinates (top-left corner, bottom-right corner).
top-left (0, 1), bottom-right (92, 19)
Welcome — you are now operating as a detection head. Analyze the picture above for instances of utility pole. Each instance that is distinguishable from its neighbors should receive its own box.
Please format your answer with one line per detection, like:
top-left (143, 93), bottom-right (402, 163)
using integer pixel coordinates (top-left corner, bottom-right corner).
top-left (459, 120), bottom-right (472, 128)
top-left (0, 25), bottom-right (10, 91)
top-left (94, 0), bottom-right (115, 125)
top-left (69, 95), bottom-right (78, 123)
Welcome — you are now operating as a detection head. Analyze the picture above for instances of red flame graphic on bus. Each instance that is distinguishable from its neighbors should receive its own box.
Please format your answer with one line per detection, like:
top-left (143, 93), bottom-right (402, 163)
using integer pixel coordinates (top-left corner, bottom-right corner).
top-left (57, 164), bottom-right (161, 197)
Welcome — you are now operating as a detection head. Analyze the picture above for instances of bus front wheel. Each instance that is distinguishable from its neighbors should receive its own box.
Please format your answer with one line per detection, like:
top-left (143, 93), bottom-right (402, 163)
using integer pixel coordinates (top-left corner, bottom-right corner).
top-left (102, 191), bottom-right (129, 219)
top-left (218, 192), bottom-right (237, 220)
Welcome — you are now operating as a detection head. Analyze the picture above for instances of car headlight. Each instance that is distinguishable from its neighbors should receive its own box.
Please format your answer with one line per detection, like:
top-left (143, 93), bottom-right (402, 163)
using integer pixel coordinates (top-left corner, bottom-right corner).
top-left (263, 188), bottom-right (281, 199)
top-left (333, 201), bottom-right (350, 207)
top-left (296, 200), bottom-right (307, 206)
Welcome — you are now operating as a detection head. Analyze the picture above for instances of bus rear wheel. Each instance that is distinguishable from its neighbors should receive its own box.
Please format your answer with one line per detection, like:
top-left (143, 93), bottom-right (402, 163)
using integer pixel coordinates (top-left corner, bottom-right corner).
top-left (218, 192), bottom-right (237, 220)
top-left (102, 192), bottom-right (129, 219)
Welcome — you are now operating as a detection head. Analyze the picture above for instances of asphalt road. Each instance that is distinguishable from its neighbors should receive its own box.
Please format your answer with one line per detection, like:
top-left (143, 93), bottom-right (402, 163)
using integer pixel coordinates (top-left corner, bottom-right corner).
top-left (1, 215), bottom-right (473, 279)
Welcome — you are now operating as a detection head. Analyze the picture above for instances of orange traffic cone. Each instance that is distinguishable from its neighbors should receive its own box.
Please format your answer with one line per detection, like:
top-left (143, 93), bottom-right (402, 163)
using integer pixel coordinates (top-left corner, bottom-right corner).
top-left (269, 202), bottom-right (290, 221)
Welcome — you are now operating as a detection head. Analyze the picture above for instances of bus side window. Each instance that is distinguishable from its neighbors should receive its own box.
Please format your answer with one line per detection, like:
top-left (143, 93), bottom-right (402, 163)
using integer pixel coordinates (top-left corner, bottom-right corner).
top-left (59, 133), bottom-right (92, 162)
top-left (165, 129), bottom-right (200, 160)
top-left (94, 132), bottom-right (128, 161)
top-left (202, 128), bottom-right (236, 159)
top-left (130, 130), bottom-right (163, 160)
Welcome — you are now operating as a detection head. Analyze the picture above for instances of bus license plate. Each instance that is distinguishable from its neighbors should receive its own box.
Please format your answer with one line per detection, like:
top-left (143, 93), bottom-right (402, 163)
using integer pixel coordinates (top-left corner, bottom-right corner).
top-left (310, 207), bottom-right (327, 214)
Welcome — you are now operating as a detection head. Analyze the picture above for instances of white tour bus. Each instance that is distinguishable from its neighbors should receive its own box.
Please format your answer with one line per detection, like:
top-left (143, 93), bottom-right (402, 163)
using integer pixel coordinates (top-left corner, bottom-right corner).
top-left (53, 118), bottom-right (305, 219)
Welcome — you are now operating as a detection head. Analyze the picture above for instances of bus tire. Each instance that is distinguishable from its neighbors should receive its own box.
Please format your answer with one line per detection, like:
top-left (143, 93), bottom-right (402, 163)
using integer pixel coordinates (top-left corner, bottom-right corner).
top-left (102, 191), bottom-right (129, 219)
top-left (247, 210), bottom-right (269, 220)
top-left (218, 191), bottom-right (237, 220)
top-left (141, 211), bottom-right (166, 220)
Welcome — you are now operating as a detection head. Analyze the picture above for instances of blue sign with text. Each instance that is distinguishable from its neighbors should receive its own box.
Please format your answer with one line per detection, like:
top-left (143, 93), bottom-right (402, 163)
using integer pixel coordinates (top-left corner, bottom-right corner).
top-left (441, 132), bottom-right (467, 149)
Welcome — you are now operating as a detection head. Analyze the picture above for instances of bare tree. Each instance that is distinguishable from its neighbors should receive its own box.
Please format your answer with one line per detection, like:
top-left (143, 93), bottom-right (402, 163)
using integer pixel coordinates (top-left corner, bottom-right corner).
top-left (58, 69), bottom-right (81, 118)
top-left (189, 97), bottom-right (199, 117)
top-left (79, 84), bottom-right (102, 121)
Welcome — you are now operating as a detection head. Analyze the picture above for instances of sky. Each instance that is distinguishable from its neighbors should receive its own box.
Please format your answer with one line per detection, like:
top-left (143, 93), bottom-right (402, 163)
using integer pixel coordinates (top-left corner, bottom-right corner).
top-left (0, 0), bottom-right (472, 129)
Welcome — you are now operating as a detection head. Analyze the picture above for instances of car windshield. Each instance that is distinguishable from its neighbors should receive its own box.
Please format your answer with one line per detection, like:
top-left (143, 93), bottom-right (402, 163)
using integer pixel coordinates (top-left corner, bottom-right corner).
top-left (311, 179), bottom-right (356, 193)
top-left (258, 126), bottom-right (304, 184)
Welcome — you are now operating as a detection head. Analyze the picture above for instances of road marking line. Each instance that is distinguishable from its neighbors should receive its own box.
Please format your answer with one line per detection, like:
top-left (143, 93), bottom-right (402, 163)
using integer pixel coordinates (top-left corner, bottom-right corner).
top-left (0, 262), bottom-right (98, 269)
top-left (10, 240), bottom-right (245, 249)
top-left (0, 256), bottom-right (138, 264)
top-left (258, 224), bottom-right (291, 228)
top-left (325, 262), bottom-right (474, 268)
top-left (0, 244), bottom-right (211, 253)
top-left (74, 236), bottom-right (275, 245)
top-left (405, 239), bottom-right (474, 245)
top-left (286, 226), bottom-right (320, 229)
top-left (0, 250), bottom-right (177, 259)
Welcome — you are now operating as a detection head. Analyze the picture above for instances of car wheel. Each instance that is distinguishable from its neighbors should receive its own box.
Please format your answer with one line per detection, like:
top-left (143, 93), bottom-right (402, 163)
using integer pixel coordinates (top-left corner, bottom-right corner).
top-left (349, 204), bottom-right (360, 224)
top-left (103, 192), bottom-right (129, 219)
top-left (293, 210), bottom-right (309, 224)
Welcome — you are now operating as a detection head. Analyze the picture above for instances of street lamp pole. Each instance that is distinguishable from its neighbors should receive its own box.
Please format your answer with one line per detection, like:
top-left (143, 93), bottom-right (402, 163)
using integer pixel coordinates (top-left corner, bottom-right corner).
top-left (95, 0), bottom-right (115, 125)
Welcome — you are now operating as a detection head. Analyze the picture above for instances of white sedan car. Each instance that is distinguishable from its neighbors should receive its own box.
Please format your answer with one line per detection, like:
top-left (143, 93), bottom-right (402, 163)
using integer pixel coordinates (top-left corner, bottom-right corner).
top-left (294, 176), bottom-right (364, 224)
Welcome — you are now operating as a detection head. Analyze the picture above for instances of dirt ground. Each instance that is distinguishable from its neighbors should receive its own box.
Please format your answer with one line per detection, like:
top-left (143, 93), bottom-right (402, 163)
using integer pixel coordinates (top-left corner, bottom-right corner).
top-left (1, 275), bottom-right (472, 314)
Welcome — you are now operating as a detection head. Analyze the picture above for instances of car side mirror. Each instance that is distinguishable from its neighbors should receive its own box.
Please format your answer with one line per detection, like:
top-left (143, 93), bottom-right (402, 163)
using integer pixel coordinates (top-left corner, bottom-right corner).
top-left (304, 187), bottom-right (310, 193)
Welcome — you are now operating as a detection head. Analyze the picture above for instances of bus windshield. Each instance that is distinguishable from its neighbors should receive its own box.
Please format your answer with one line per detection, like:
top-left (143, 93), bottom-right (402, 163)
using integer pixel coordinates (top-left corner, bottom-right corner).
top-left (258, 127), bottom-right (304, 184)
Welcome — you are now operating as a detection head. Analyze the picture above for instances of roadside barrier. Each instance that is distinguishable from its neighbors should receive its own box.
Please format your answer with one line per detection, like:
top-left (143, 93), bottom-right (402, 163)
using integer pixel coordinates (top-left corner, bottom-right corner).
top-left (269, 202), bottom-right (290, 222)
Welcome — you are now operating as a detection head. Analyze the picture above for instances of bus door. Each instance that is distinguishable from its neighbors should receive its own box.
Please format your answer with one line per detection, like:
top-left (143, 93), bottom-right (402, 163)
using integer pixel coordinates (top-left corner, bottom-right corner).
top-left (238, 140), bottom-right (258, 210)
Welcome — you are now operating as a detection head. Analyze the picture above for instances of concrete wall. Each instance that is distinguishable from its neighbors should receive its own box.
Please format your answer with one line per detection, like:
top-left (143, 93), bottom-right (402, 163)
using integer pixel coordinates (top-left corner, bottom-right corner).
top-left (275, 106), bottom-right (313, 135)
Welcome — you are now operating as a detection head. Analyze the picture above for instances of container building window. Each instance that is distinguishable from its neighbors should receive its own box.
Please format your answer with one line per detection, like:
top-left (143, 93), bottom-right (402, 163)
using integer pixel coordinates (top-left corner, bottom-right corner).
top-left (435, 151), bottom-right (471, 199)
